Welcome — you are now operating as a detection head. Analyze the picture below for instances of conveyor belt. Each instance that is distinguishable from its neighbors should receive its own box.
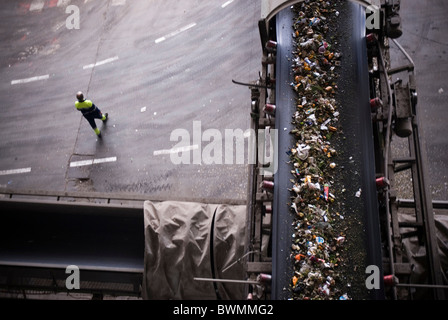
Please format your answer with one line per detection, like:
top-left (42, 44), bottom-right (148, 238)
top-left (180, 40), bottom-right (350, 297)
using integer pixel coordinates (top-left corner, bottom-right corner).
top-left (270, 6), bottom-right (295, 300)
top-left (271, 1), bottom-right (384, 299)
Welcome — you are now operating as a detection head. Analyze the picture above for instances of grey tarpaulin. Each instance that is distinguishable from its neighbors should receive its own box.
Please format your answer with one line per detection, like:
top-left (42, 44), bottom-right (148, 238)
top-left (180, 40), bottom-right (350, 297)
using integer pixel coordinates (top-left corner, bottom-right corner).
top-left (142, 201), bottom-right (247, 300)
top-left (399, 211), bottom-right (448, 298)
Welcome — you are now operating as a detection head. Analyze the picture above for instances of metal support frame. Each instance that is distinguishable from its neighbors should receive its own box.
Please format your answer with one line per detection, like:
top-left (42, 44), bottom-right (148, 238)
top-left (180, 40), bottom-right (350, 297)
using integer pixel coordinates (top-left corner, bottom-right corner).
top-left (239, 11), bottom-right (280, 300)
top-left (0, 188), bottom-right (246, 206)
top-left (0, 264), bottom-right (143, 298)
top-left (248, 0), bottom-right (385, 300)
top-left (254, 0), bottom-right (446, 301)
top-left (0, 194), bottom-right (146, 299)
top-left (368, 3), bottom-right (446, 299)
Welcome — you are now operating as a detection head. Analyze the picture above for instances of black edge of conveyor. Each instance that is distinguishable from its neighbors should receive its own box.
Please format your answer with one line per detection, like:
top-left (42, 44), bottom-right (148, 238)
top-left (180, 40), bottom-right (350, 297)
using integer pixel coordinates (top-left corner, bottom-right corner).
top-left (272, 2), bottom-right (384, 300)
top-left (336, 1), bottom-right (385, 300)
top-left (272, 7), bottom-right (296, 300)
top-left (346, 1), bottom-right (385, 300)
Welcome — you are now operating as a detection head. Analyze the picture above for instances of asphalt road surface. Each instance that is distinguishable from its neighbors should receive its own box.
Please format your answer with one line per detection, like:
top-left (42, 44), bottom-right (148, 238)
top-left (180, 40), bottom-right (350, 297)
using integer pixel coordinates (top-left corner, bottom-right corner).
top-left (0, 0), bottom-right (446, 202)
top-left (0, 0), bottom-right (261, 202)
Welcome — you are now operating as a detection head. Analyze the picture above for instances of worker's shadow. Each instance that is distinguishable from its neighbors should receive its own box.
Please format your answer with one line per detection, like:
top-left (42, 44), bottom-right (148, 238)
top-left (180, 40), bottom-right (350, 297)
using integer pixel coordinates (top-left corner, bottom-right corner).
top-left (96, 121), bottom-right (109, 150)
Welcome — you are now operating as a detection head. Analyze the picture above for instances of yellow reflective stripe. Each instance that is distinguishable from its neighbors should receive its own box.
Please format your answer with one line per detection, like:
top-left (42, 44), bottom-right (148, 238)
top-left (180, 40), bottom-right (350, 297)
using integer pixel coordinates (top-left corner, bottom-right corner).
top-left (75, 100), bottom-right (93, 110)
top-left (94, 128), bottom-right (101, 135)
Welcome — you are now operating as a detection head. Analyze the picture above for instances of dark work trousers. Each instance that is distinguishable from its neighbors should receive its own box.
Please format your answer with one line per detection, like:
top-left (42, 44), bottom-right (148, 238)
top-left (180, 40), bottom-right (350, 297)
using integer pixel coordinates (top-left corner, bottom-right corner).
top-left (83, 106), bottom-right (104, 130)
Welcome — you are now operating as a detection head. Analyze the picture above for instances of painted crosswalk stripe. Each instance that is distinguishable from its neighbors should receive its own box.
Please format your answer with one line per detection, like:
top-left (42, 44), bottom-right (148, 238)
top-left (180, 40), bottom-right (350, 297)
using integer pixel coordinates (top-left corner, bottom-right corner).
top-left (112, 0), bottom-right (126, 6)
top-left (0, 167), bottom-right (32, 176)
top-left (70, 157), bottom-right (117, 168)
top-left (153, 145), bottom-right (199, 156)
top-left (83, 56), bottom-right (119, 70)
top-left (221, 0), bottom-right (234, 8)
top-left (155, 22), bottom-right (197, 44)
top-left (11, 74), bottom-right (49, 85)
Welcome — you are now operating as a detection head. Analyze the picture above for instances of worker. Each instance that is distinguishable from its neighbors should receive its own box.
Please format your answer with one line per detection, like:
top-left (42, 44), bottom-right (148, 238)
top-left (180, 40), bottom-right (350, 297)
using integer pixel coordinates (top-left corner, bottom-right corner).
top-left (75, 91), bottom-right (108, 138)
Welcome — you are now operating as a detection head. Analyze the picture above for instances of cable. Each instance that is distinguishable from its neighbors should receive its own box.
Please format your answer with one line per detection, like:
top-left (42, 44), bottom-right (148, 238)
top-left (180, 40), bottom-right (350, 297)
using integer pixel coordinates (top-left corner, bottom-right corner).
top-left (377, 37), bottom-right (397, 300)
top-left (391, 39), bottom-right (416, 74)
top-left (221, 250), bottom-right (260, 273)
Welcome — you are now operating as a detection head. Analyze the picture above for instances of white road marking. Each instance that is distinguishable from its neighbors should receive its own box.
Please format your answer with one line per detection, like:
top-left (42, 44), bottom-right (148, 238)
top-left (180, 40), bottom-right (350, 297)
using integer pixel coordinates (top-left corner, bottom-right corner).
top-left (92, 157), bottom-right (118, 165)
top-left (52, 21), bottom-right (66, 32)
top-left (112, 0), bottom-right (126, 6)
top-left (0, 167), bottom-right (32, 176)
top-left (11, 74), bottom-right (50, 85)
top-left (83, 56), bottom-right (119, 70)
top-left (153, 145), bottom-right (199, 156)
top-left (155, 22), bottom-right (197, 44)
top-left (70, 157), bottom-right (117, 168)
top-left (221, 0), bottom-right (234, 8)
top-left (30, 0), bottom-right (45, 11)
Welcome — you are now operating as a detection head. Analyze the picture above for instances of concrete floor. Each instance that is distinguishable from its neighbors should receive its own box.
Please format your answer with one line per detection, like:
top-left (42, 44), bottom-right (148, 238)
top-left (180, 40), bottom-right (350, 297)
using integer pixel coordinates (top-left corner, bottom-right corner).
top-left (0, 0), bottom-right (445, 203)
top-left (0, 0), bottom-right (261, 202)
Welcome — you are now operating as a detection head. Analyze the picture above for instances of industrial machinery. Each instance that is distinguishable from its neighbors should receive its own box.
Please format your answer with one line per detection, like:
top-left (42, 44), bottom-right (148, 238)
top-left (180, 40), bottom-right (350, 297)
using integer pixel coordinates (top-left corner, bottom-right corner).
top-left (1, 0), bottom-right (447, 301)
top-left (242, 0), bottom-right (448, 300)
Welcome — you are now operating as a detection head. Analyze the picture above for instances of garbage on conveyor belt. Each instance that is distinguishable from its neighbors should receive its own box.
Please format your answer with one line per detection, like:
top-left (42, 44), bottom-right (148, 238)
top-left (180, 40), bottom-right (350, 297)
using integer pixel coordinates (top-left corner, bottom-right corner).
top-left (288, 0), bottom-right (350, 300)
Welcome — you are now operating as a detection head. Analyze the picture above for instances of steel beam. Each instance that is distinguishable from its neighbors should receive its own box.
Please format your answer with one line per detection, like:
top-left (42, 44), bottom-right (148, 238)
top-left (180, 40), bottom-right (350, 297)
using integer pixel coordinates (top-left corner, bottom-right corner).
top-left (0, 188), bottom-right (246, 206)
top-left (0, 198), bottom-right (145, 295)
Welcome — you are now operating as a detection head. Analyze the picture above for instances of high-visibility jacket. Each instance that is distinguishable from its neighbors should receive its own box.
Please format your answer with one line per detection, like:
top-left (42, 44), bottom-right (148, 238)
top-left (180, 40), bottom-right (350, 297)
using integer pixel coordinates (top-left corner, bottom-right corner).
top-left (75, 100), bottom-right (96, 115)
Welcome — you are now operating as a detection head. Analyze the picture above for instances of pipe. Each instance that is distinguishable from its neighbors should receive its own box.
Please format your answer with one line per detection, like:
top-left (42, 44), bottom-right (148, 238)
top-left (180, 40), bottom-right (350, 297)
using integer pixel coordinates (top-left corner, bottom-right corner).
top-left (391, 39), bottom-right (415, 73)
